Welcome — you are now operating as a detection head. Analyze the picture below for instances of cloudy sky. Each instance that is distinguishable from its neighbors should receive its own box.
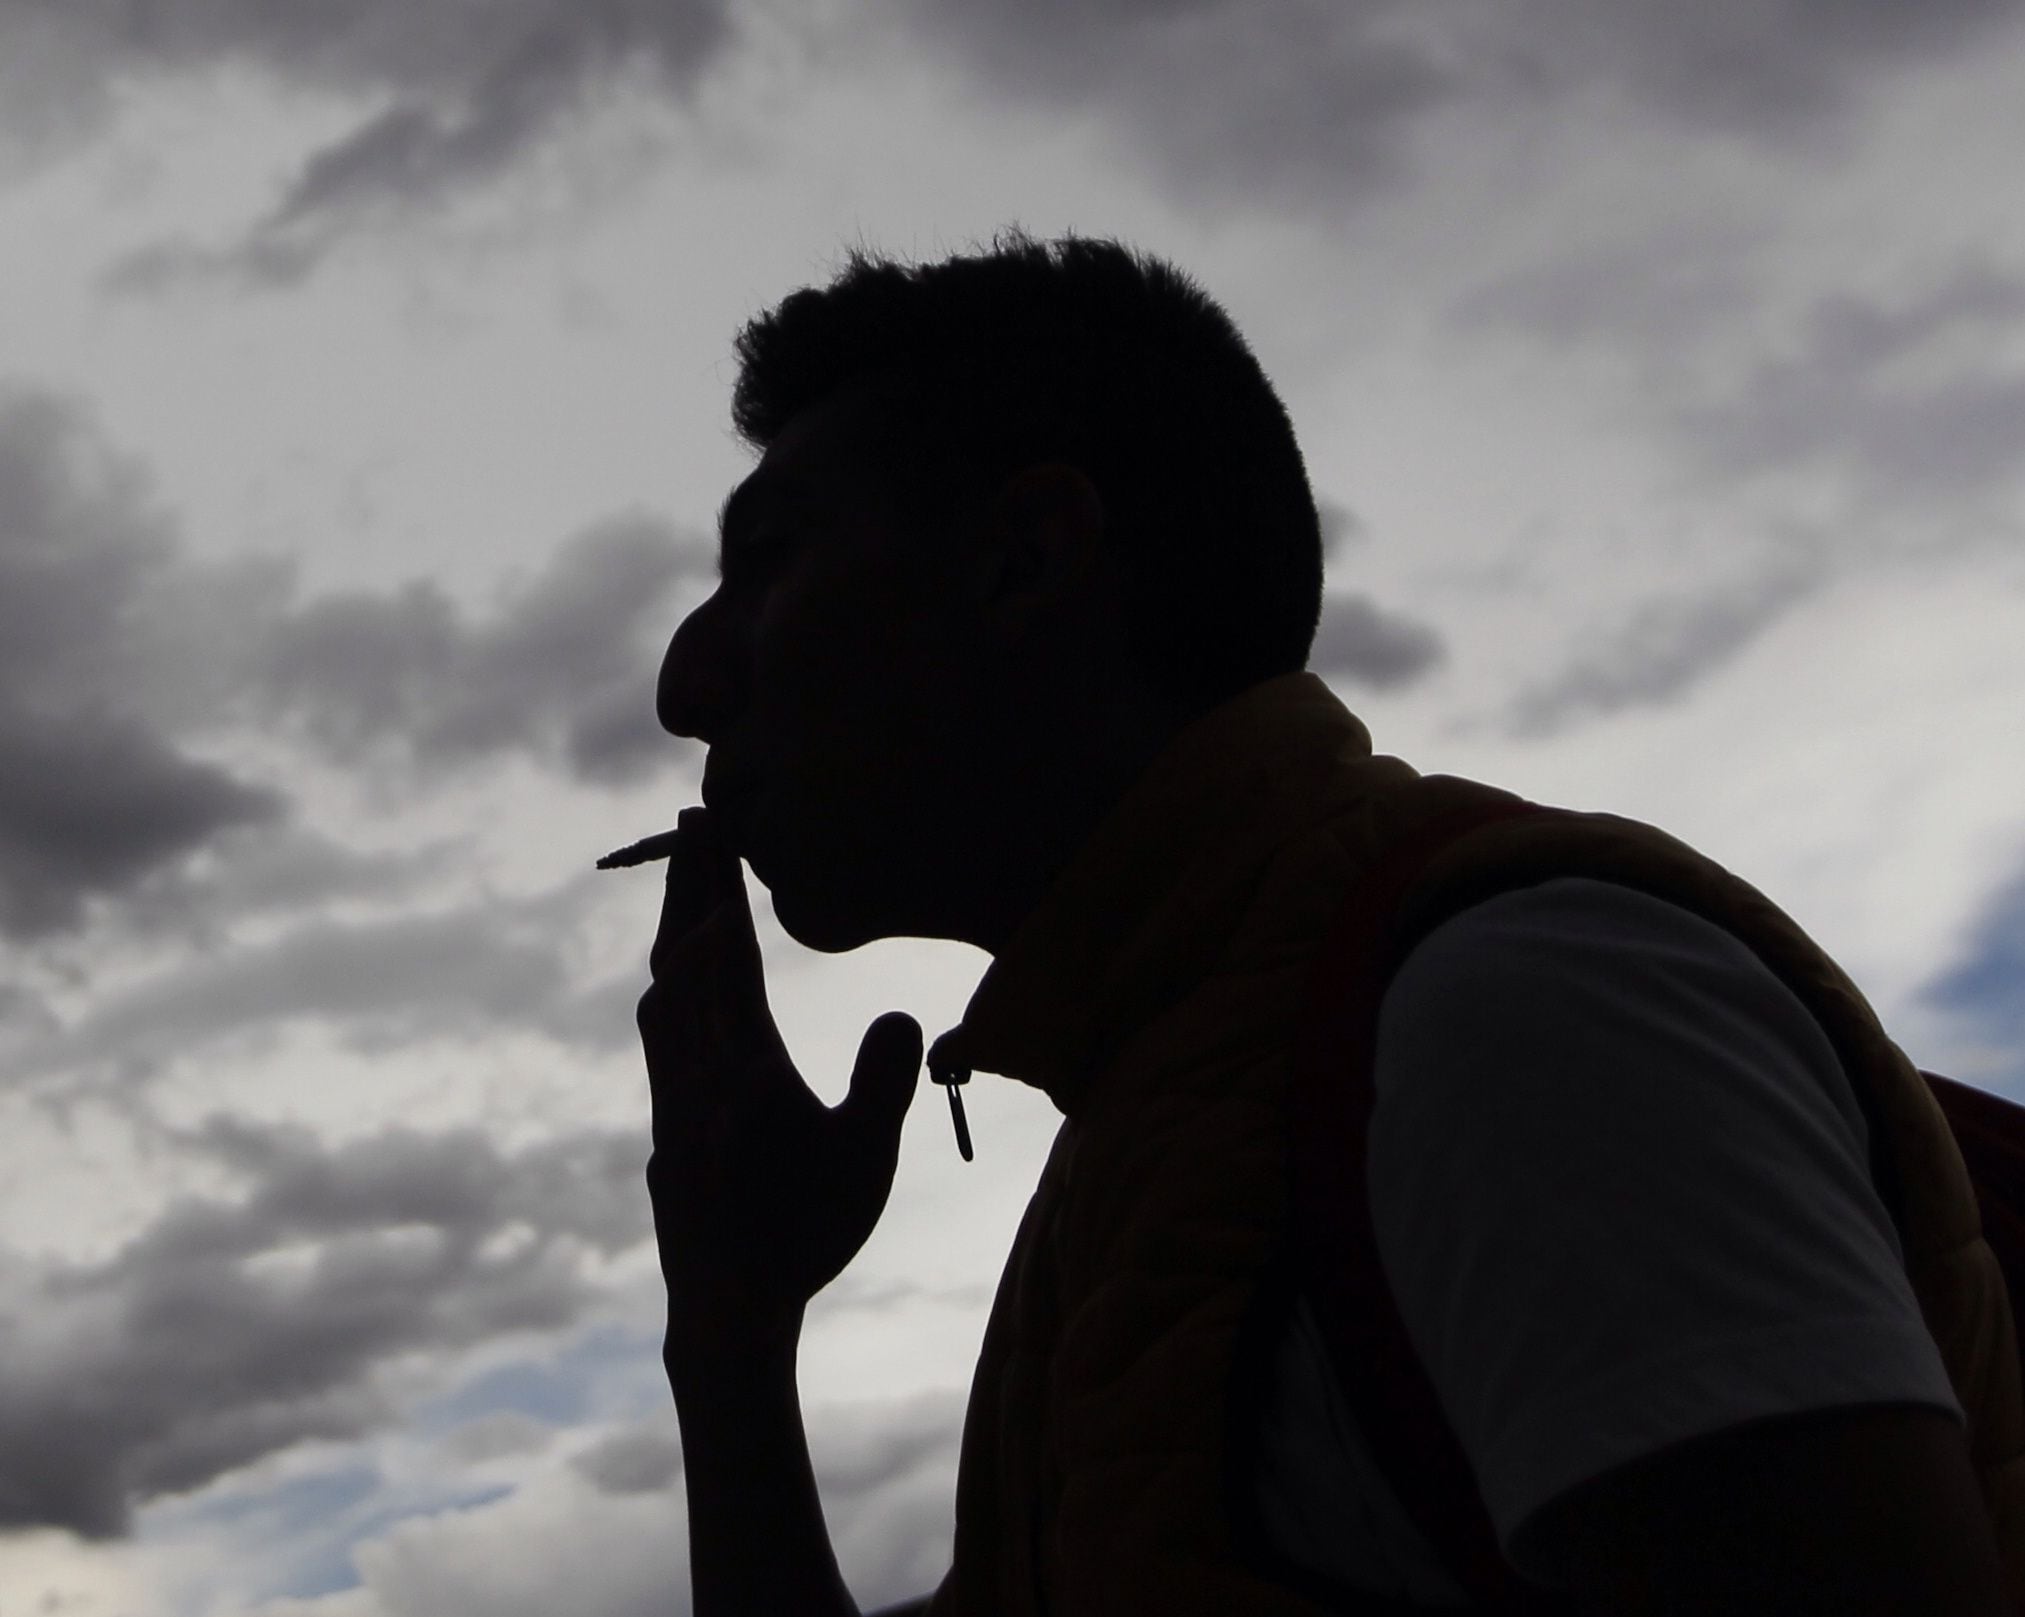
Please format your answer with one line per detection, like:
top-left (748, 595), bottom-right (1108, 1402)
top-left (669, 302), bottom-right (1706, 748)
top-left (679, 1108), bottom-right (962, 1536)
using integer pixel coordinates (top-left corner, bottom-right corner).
top-left (4, 2), bottom-right (2024, 1612)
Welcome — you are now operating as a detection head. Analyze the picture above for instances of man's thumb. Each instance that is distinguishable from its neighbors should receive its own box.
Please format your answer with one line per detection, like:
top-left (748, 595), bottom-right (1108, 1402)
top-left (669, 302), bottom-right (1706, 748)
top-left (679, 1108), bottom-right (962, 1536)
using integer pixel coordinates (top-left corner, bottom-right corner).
top-left (842, 1011), bottom-right (924, 1140)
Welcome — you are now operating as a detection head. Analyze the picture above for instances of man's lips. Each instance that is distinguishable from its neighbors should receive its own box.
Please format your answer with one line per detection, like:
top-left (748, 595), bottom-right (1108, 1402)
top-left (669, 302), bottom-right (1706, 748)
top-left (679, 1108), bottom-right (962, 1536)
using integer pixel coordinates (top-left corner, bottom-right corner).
top-left (596, 774), bottom-right (758, 871)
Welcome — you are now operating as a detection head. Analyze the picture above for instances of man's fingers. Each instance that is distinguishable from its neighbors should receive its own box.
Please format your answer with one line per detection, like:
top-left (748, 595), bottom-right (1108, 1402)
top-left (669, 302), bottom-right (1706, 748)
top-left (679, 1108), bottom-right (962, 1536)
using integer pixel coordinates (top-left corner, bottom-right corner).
top-left (648, 808), bottom-right (732, 980)
top-left (639, 948), bottom-right (739, 1156)
top-left (697, 849), bottom-right (769, 1027)
top-left (648, 808), bottom-right (777, 1041)
top-left (646, 810), bottom-right (704, 982)
top-left (637, 805), bottom-right (799, 1151)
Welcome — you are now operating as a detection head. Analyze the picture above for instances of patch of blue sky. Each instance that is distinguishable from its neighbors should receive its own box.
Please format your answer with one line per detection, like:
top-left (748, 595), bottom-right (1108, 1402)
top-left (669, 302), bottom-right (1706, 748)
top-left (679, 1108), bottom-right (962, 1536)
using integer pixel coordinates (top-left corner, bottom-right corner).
top-left (1918, 853), bottom-right (2025, 1097)
top-left (235, 1315), bottom-right (671, 1610)
top-left (410, 1318), bottom-right (667, 1439)
top-left (150, 1462), bottom-right (383, 1537)
top-left (144, 1465), bottom-right (517, 1612)
top-left (137, 1318), bottom-right (674, 1612)
top-left (273, 1483), bottom-right (516, 1602)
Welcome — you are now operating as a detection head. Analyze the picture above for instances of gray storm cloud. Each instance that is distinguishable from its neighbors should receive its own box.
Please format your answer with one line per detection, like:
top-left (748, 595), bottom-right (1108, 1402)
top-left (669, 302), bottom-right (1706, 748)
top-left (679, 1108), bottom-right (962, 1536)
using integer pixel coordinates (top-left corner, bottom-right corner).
top-left (252, 515), bottom-right (696, 787)
top-left (1491, 0), bottom-right (2025, 138)
top-left (0, 382), bottom-right (698, 941)
top-left (874, 0), bottom-right (2025, 223)
top-left (1460, 247), bottom-right (2025, 535)
top-left (0, 388), bottom-right (286, 937)
top-left (3, 0), bottom-right (736, 286)
top-left (1495, 547), bottom-right (1830, 741)
top-left (1308, 594), bottom-right (1447, 692)
top-left (16, 881), bottom-right (642, 1089)
top-left (0, 1113), bottom-right (650, 1538)
top-left (1674, 265), bottom-right (2025, 510)
top-left (1450, 248), bottom-right (2025, 734)
top-left (889, 0), bottom-right (1450, 216)
top-left (0, 1097), bottom-right (982, 1555)
top-left (1307, 500), bottom-right (1449, 693)
top-left (0, 708), bottom-right (283, 938)
top-left (8, 0), bottom-right (2015, 289)
top-left (570, 1427), bottom-right (684, 1496)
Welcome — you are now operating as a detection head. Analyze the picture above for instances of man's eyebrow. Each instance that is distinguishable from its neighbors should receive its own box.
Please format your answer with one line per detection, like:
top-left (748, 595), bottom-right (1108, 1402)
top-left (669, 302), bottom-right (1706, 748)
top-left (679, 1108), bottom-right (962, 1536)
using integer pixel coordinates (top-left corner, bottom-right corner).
top-left (713, 473), bottom-right (806, 579)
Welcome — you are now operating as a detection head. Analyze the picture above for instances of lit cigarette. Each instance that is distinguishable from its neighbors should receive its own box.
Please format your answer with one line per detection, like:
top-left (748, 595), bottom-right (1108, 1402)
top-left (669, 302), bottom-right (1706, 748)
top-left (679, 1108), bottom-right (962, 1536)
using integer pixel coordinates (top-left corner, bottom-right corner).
top-left (596, 829), bottom-right (683, 870)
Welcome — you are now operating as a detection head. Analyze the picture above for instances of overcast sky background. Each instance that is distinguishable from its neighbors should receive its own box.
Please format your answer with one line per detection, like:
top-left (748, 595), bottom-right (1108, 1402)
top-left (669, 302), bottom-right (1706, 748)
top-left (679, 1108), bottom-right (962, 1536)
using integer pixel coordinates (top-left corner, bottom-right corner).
top-left (3, 3), bottom-right (2024, 1613)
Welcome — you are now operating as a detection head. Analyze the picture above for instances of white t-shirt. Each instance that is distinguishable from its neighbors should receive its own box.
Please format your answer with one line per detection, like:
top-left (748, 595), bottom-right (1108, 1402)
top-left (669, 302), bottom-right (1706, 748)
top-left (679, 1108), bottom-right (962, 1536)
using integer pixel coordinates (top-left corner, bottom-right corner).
top-left (1246, 877), bottom-right (1966, 1604)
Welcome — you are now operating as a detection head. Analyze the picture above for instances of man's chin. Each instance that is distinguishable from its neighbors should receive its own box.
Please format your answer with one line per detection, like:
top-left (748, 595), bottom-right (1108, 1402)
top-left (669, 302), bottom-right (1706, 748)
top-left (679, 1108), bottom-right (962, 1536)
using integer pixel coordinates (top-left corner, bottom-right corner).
top-left (767, 880), bottom-right (889, 956)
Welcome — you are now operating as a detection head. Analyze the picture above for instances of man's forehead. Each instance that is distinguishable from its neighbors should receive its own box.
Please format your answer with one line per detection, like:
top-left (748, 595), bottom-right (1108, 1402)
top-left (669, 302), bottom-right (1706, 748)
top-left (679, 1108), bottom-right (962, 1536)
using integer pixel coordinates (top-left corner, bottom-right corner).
top-left (715, 388), bottom-right (903, 552)
top-left (713, 453), bottom-right (868, 579)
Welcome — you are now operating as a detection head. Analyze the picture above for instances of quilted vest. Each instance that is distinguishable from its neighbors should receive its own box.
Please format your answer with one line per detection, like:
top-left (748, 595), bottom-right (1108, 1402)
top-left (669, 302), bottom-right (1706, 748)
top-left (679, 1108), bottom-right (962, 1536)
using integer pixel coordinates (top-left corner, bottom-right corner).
top-left (920, 670), bottom-right (2024, 1615)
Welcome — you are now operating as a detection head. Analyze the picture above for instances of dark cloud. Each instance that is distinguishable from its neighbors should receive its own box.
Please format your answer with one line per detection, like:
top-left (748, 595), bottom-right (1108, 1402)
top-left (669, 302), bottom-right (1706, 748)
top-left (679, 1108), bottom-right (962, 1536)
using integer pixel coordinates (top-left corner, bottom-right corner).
top-left (256, 3), bottom-right (726, 221)
top-left (890, 0), bottom-right (1452, 215)
top-left (0, 387), bottom-right (292, 938)
top-left (116, 825), bottom-right (470, 945)
top-left (16, 880), bottom-right (638, 1087)
top-left (254, 516), bottom-right (698, 787)
top-left (1488, 544), bottom-right (1828, 740)
top-left (0, 385), bottom-right (293, 731)
top-left (856, 0), bottom-right (2025, 225)
top-left (571, 1427), bottom-right (682, 1496)
top-left (1307, 501), bottom-right (1448, 691)
top-left (17, 0), bottom-right (2025, 290)
top-left (0, 386), bottom-right (169, 686)
top-left (27, 0), bottom-right (2024, 290)
top-left (0, 708), bottom-right (283, 938)
top-left (0, 983), bottom-right (57, 1044)
top-left (1309, 592), bottom-right (1446, 691)
top-left (0, 1112), bottom-right (650, 1538)
top-left (0, 381), bottom-right (695, 939)
top-left (1477, 0), bottom-right (2025, 142)
top-left (0, 0), bottom-right (736, 289)
top-left (1448, 224), bottom-right (1766, 353)
top-left (437, 1410), bottom-right (557, 1467)
top-left (1317, 496), bottom-right (1369, 562)
top-left (1673, 264), bottom-right (2025, 509)
top-left (1456, 245), bottom-right (2025, 567)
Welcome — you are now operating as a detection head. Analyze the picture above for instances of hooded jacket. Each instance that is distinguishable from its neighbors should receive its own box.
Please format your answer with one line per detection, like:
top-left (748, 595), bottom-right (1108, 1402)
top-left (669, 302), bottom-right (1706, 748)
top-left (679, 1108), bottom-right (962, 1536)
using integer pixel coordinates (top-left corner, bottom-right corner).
top-left (921, 670), bottom-right (2023, 1615)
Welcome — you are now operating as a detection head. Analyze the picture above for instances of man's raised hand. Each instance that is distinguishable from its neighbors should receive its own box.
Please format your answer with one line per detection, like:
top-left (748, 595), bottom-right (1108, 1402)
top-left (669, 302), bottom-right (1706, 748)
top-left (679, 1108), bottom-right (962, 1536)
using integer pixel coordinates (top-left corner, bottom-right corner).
top-left (636, 806), bottom-right (924, 1344)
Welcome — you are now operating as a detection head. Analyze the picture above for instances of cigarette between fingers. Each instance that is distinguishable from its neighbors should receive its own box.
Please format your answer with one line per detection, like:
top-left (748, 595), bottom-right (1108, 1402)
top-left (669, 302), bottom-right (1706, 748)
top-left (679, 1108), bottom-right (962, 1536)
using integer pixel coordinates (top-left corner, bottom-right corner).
top-left (596, 829), bottom-right (684, 870)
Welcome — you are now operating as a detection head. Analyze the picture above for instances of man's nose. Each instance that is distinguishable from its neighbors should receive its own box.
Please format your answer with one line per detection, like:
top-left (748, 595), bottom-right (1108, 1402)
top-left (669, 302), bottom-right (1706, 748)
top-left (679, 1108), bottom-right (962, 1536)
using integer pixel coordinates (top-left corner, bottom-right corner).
top-left (655, 607), bottom-right (734, 740)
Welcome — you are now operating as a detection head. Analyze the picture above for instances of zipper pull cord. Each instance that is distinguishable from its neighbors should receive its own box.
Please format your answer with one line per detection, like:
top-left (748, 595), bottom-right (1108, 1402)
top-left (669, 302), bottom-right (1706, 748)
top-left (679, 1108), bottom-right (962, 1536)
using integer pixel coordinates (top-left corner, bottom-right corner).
top-left (926, 1027), bottom-right (975, 1162)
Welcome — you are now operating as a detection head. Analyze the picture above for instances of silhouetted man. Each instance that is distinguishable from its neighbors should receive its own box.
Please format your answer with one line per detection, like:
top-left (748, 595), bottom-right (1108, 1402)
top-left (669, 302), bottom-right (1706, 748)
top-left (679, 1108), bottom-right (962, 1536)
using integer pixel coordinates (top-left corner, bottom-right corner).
top-left (634, 229), bottom-right (2018, 1616)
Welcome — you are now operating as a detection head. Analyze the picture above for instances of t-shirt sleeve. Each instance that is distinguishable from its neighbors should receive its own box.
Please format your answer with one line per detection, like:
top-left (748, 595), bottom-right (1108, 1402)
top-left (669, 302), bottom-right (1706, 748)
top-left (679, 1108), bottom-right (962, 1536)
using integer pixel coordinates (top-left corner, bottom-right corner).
top-left (1365, 876), bottom-right (1965, 1582)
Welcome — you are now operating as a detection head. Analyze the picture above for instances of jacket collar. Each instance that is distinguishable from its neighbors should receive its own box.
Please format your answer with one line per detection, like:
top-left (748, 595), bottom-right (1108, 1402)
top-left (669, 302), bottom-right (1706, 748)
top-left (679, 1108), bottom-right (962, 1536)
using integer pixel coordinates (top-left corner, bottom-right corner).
top-left (933, 671), bottom-right (1376, 1116)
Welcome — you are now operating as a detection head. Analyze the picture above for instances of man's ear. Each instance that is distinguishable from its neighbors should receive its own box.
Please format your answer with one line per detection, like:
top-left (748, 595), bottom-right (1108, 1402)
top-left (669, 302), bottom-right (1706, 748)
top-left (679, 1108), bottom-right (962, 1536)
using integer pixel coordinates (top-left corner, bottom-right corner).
top-left (986, 461), bottom-right (1107, 597)
top-left (988, 461), bottom-right (1101, 570)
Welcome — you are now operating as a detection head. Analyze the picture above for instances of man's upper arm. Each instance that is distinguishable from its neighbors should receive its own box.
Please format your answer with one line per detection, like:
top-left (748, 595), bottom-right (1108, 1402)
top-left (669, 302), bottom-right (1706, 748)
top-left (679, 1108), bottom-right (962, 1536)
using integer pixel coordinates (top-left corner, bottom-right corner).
top-left (1509, 1400), bottom-right (2012, 1616)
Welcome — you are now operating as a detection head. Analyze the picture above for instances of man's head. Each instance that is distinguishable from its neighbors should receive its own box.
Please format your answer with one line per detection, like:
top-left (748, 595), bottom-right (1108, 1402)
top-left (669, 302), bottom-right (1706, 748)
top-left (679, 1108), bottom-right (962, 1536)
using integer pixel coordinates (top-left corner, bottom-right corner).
top-left (656, 227), bottom-right (1324, 956)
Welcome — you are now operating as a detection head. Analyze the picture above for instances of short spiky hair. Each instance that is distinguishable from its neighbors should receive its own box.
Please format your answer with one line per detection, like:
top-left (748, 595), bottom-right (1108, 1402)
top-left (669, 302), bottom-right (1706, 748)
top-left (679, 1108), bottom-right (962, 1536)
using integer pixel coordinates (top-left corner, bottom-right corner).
top-left (728, 226), bottom-right (1323, 718)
